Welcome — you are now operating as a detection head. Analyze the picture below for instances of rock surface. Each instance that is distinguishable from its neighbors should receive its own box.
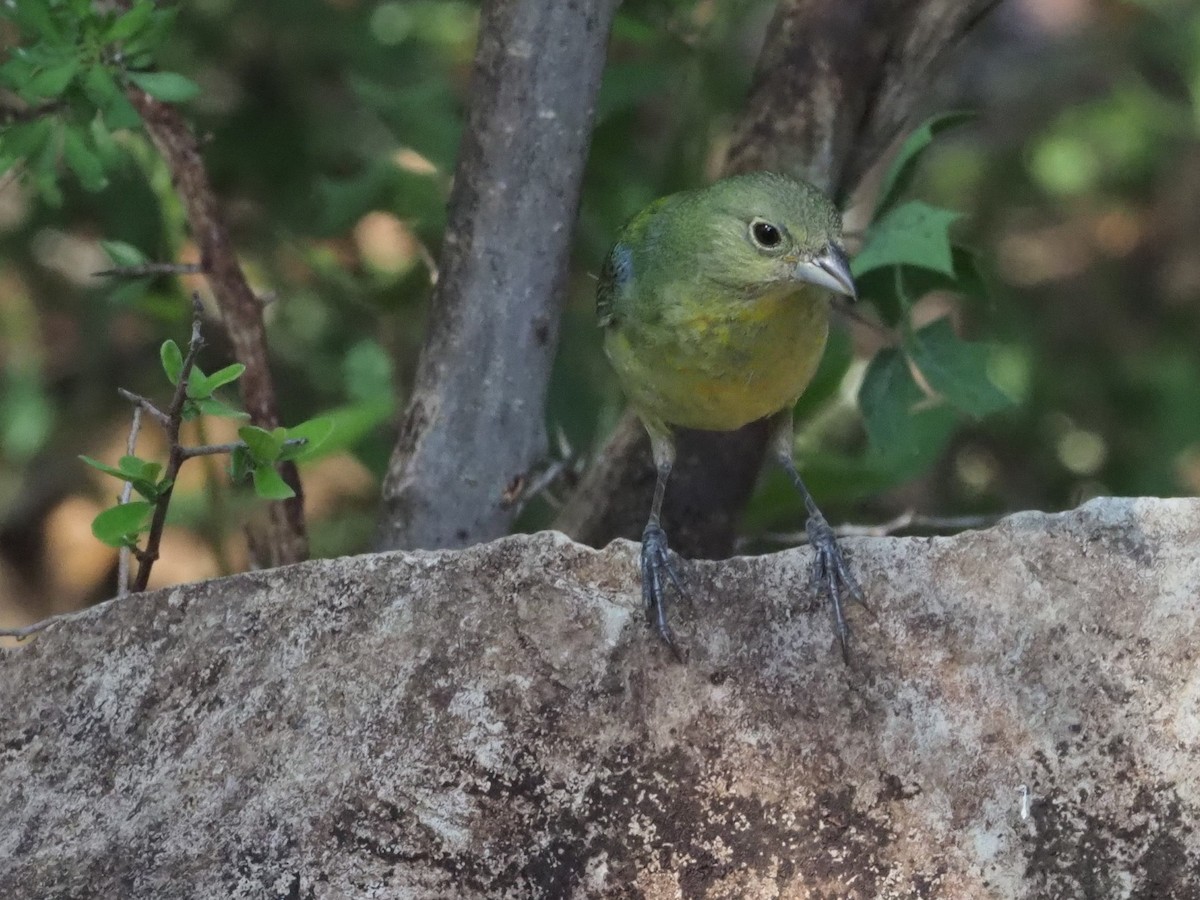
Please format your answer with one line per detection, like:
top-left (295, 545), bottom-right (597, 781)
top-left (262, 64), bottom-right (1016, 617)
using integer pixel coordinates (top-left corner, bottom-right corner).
top-left (2, 497), bottom-right (1199, 899)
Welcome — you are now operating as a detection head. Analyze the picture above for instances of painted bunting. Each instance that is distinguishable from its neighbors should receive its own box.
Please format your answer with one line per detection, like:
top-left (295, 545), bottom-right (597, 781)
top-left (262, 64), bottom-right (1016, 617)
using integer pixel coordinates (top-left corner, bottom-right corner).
top-left (597, 171), bottom-right (862, 661)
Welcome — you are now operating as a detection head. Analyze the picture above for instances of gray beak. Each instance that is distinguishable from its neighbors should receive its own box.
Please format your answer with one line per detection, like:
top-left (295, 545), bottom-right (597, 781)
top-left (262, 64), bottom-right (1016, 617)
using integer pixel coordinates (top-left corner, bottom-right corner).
top-left (793, 243), bottom-right (857, 301)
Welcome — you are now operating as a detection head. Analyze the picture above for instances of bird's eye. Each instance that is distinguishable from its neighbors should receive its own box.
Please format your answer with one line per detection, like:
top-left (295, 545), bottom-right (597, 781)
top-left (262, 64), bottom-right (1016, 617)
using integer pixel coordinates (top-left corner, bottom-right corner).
top-left (750, 220), bottom-right (783, 250)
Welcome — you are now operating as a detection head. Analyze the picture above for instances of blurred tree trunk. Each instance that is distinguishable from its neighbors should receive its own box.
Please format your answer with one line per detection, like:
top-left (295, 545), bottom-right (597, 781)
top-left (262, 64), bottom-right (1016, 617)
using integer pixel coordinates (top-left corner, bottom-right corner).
top-left (375, 0), bottom-right (619, 551)
top-left (556, 0), bottom-right (1000, 556)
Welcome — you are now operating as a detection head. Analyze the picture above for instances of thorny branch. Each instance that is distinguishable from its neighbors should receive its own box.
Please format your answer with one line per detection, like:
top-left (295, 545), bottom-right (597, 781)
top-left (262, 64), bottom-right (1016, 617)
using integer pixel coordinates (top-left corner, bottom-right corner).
top-left (116, 406), bottom-right (143, 598)
top-left (124, 87), bottom-right (307, 567)
top-left (131, 296), bottom-right (206, 592)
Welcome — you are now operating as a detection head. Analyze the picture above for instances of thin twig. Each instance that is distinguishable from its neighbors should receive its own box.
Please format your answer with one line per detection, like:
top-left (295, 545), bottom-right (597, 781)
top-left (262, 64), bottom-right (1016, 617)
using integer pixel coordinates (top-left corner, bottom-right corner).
top-left (501, 427), bottom-right (582, 516)
top-left (95, 262), bottom-right (204, 279)
top-left (117, 389), bottom-right (171, 427)
top-left (132, 295), bottom-right (206, 592)
top-left (0, 589), bottom-right (126, 641)
top-left (752, 510), bottom-right (1007, 548)
top-left (116, 405), bottom-right (144, 598)
top-left (179, 438), bottom-right (306, 460)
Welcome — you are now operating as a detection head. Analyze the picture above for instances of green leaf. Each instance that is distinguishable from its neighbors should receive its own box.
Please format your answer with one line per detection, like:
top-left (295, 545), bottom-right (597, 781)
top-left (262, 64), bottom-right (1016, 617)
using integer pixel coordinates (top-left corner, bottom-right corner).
top-left (186, 368), bottom-right (212, 399)
top-left (202, 363), bottom-right (244, 392)
top-left (160, 339), bottom-right (183, 384)
top-left (81, 455), bottom-right (164, 500)
top-left (279, 417), bottom-right (336, 462)
top-left (6, 4), bottom-right (66, 44)
top-left (342, 340), bottom-right (394, 403)
top-left (91, 501), bottom-right (154, 548)
top-left (80, 455), bottom-right (130, 481)
top-left (192, 397), bottom-right (249, 419)
top-left (82, 64), bottom-right (120, 111)
top-left (230, 445), bottom-right (253, 482)
top-left (252, 465), bottom-right (296, 500)
top-left (239, 425), bottom-right (284, 464)
top-left (105, 1), bottom-right (155, 43)
top-left (101, 240), bottom-right (148, 268)
top-left (33, 166), bottom-right (64, 207)
top-left (859, 347), bottom-right (921, 457)
top-left (24, 58), bottom-right (79, 99)
top-left (853, 201), bottom-right (961, 278)
top-left (905, 318), bottom-right (1013, 417)
top-left (62, 127), bottom-right (108, 191)
top-left (876, 111), bottom-right (976, 216)
top-left (0, 373), bottom-right (54, 459)
top-left (291, 398), bottom-right (394, 457)
top-left (118, 455), bottom-right (161, 482)
top-left (125, 70), bottom-right (200, 103)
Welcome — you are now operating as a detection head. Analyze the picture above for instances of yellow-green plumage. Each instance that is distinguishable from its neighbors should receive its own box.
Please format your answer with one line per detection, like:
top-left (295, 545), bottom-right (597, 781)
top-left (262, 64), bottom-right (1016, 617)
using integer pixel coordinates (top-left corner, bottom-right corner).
top-left (598, 172), bottom-right (845, 435)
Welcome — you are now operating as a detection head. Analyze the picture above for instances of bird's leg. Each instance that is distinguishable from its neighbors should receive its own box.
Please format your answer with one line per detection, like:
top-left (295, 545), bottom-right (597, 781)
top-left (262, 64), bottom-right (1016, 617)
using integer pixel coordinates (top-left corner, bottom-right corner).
top-left (767, 410), bottom-right (866, 662)
top-left (642, 427), bottom-right (686, 661)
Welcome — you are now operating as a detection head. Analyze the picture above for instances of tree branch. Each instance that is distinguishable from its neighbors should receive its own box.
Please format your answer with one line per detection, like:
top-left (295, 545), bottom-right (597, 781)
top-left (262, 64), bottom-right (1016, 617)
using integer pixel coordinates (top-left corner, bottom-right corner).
top-left (125, 88), bottom-right (307, 567)
top-left (374, 0), bottom-right (620, 551)
top-left (556, 0), bottom-right (1000, 556)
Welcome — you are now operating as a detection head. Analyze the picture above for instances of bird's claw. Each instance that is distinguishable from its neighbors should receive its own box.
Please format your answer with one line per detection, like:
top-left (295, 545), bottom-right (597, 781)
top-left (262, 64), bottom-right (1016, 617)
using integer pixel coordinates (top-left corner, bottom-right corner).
top-left (806, 514), bottom-right (867, 663)
top-left (641, 523), bottom-right (687, 662)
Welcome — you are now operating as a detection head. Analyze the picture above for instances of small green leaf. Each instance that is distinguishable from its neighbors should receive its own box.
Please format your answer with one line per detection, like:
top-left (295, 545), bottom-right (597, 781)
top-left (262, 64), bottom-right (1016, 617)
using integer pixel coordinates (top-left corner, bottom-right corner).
top-left (876, 111), bottom-right (976, 216)
top-left (119, 455), bottom-right (161, 482)
top-left (80, 454), bottom-right (129, 481)
top-left (859, 348), bottom-right (922, 458)
top-left (853, 202), bottom-right (961, 278)
top-left (160, 339), bottom-right (183, 384)
top-left (100, 240), bottom-right (148, 269)
top-left (192, 397), bottom-right (250, 419)
top-left (125, 70), bottom-right (200, 103)
top-left (25, 58), bottom-right (79, 99)
top-left (91, 501), bottom-right (154, 548)
top-left (81, 64), bottom-right (120, 108)
top-left (230, 445), bottom-right (253, 482)
top-left (239, 425), bottom-right (284, 464)
top-left (279, 417), bottom-right (336, 462)
top-left (905, 318), bottom-right (1013, 417)
top-left (343, 340), bottom-right (394, 403)
top-left (0, 119), bottom-right (54, 162)
top-left (62, 128), bottom-right (108, 192)
top-left (105, 0), bottom-right (155, 42)
top-left (286, 398), bottom-right (394, 457)
top-left (203, 363), bottom-right (245, 392)
top-left (7, 4), bottom-right (65, 44)
top-left (252, 465), bottom-right (296, 500)
top-left (858, 347), bottom-right (958, 471)
top-left (186, 368), bottom-right (211, 400)
top-left (101, 89), bottom-right (141, 130)
top-left (34, 167), bottom-right (64, 207)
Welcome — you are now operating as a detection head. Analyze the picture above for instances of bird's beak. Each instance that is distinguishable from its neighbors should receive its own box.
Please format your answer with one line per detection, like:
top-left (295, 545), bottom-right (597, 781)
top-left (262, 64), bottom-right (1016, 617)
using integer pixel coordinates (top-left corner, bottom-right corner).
top-left (793, 244), bottom-right (857, 301)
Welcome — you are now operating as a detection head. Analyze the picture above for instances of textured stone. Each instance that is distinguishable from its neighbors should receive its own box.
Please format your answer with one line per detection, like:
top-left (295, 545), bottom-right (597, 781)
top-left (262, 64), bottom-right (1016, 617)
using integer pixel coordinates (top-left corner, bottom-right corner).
top-left (2, 497), bottom-right (1199, 898)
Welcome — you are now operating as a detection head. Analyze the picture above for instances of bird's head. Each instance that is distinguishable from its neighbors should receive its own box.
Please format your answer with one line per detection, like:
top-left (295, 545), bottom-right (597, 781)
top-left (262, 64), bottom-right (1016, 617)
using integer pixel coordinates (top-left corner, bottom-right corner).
top-left (693, 172), bottom-right (856, 302)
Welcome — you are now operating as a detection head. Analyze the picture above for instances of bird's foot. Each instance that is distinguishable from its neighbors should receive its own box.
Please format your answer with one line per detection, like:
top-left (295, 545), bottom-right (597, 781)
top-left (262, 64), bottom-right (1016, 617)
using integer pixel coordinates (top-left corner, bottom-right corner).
top-left (641, 523), bottom-right (687, 662)
top-left (806, 513), bottom-right (867, 663)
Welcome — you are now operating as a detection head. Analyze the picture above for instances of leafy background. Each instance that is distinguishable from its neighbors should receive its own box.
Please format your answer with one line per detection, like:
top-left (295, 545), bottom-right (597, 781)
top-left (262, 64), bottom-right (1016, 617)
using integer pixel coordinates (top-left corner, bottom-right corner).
top-left (1, 0), bottom-right (1198, 626)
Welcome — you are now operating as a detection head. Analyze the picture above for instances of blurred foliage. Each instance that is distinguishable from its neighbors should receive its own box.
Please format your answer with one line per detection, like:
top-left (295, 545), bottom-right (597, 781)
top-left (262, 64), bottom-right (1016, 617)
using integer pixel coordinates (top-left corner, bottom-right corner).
top-left (1, 0), bottom-right (1198, 610)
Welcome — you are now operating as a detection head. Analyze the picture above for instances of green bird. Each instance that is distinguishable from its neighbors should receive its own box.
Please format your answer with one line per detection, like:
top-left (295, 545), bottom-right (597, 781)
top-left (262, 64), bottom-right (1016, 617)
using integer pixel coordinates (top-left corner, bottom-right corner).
top-left (597, 171), bottom-right (863, 661)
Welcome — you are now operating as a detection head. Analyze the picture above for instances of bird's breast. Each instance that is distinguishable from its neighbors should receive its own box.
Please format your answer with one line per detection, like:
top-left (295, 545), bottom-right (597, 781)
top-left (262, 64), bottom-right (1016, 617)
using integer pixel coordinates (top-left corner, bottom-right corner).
top-left (606, 285), bottom-right (831, 432)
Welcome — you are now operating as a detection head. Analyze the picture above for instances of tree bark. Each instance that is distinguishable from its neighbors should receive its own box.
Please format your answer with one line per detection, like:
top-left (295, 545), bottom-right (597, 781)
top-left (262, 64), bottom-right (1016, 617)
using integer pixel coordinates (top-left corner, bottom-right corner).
top-left (557, 0), bottom-right (1000, 556)
top-left (375, 0), bottom-right (619, 551)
